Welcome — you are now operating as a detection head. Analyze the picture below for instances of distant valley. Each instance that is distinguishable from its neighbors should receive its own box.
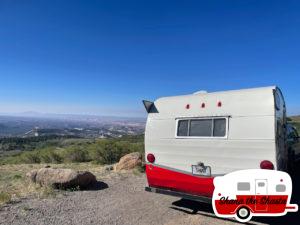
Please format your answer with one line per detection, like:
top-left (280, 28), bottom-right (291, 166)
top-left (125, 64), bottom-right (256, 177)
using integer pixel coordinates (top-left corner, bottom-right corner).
top-left (0, 113), bottom-right (145, 138)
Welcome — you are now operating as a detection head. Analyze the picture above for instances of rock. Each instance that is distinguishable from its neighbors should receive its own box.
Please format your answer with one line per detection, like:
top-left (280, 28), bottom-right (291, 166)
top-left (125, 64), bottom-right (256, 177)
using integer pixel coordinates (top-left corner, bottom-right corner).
top-left (28, 168), bottom-right (96, 189)
top-left (115, 152), bottom-right (142, 171)
top-left (26, 169), bottom-right (38, 182)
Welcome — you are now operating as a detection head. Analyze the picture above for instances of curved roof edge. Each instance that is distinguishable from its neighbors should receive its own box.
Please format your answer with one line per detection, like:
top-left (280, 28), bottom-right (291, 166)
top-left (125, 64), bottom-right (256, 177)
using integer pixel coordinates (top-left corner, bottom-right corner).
top-left (157, 86), bottom-right (277, 101)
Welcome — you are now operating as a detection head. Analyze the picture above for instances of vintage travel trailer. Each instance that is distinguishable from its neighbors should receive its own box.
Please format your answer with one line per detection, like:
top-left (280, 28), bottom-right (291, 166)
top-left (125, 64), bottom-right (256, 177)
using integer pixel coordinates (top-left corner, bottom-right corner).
top-left (213, 169), bottom-right (298, 222)
top-left (143, 86), bottom-right (289, 200)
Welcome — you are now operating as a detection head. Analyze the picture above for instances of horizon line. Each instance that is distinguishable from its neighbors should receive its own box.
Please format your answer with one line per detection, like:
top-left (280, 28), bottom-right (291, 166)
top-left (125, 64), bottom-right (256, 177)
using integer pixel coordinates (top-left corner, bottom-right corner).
top-left (0, 111), bottom-right (147, 119)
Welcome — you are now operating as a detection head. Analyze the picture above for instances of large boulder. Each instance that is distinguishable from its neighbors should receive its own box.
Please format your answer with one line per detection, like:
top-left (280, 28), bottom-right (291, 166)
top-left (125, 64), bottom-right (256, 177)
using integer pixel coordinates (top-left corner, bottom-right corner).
top-left (114, 152), bottom-right (142, 171)
top-left (26, 169), bottom-right (38, 182)
top-left (26, 167), bottom-right (96, 189)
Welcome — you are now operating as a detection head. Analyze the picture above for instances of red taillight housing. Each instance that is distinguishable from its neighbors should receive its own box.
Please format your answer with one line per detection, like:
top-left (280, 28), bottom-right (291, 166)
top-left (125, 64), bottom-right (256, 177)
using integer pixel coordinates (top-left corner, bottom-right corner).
top-left (260, 160), bottom-right (274, 170)
top-left (147, 153), bottom-right (155, 163)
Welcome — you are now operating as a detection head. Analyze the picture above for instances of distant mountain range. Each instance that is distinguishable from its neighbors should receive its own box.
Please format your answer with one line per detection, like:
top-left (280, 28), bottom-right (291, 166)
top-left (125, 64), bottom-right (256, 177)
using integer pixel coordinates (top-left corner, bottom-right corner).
top-left (0, 112), bottom-right (146, 122)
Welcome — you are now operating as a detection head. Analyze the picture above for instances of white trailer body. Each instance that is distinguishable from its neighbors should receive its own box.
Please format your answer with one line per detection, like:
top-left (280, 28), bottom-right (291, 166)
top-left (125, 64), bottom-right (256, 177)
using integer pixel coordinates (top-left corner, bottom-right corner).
top-left (144, 86), bottom-right (287, 198)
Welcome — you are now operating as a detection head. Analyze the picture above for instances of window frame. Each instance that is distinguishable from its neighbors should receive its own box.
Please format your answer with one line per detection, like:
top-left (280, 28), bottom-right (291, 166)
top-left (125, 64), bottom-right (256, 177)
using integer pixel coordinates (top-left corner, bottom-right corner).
top-left (175, 116), bottom-right (229, 139)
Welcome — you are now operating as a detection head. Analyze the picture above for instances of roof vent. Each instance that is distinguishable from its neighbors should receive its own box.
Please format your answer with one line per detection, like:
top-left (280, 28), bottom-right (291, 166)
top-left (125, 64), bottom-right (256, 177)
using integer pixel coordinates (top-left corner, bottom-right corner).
top-left (193, 90), bottom-right (208, 95)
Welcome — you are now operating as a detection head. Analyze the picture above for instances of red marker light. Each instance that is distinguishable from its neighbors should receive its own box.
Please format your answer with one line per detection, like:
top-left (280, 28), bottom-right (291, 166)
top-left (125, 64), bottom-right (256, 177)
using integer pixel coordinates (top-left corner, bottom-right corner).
top-left (201, 103), bottom-right (205, 108)
top-left (186, 104), bottom-right (190, 109)
top-left (217, 101), bottom-right (222, 107)
top-left (147, 153), bottom-right (155, 163)
top-left (260, 160), bottom-right (274, 170)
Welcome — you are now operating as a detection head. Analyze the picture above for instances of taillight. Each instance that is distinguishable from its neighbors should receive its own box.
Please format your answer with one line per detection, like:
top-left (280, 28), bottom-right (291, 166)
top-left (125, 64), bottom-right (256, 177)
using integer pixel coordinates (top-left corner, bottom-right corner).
top-left (260, 160), bottom-right (274, 170)
top-left (147, 153), bottom-right (155, 163)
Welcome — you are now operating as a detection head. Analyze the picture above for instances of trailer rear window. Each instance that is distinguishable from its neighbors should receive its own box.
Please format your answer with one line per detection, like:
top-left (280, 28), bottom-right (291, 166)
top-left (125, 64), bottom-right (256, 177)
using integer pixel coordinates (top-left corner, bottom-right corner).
top-left (177, 120), bottom-right (189, 136)
top-left (176, 118), bottom-right (227, 137)
top-left (190, 119), bottom-right (212, 136)
top-left (213, 118), bottom-right (227, 137)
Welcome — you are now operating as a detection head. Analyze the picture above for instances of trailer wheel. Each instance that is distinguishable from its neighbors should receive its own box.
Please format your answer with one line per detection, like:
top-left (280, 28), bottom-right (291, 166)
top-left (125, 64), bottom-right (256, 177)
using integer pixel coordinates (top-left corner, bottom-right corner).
top-left (236, 206), bottom-right (251, 222)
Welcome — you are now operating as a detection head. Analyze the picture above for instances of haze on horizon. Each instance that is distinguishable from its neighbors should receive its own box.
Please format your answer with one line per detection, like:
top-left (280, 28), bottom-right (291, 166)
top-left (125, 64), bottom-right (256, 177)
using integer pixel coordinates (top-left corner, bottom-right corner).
top-left (0, 1), bottom-right (300, 116)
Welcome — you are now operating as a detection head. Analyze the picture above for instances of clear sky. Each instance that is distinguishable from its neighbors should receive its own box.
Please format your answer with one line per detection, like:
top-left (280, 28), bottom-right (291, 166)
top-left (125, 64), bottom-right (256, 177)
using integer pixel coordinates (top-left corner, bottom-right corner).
top-left (0, 0), bottom-right (299, 117)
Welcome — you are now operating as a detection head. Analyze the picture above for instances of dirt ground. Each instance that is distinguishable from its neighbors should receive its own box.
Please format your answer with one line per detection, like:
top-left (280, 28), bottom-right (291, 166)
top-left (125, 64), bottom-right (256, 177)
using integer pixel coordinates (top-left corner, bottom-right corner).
top-left (0, 165), bottom-right (299, 225)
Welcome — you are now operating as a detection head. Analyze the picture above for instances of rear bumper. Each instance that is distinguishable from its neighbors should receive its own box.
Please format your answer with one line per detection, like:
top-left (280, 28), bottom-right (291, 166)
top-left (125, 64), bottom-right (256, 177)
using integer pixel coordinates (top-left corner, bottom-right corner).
top-left (145, 186), bottom-right (212, 204)
top-left (146, 164), bottom-right (214, 197)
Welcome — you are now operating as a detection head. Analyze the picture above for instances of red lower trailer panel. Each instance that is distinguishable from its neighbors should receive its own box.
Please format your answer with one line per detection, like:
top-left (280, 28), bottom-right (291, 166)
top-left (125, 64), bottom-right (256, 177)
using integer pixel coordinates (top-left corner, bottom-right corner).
top-left (146, 164), bottom-right (214, 198)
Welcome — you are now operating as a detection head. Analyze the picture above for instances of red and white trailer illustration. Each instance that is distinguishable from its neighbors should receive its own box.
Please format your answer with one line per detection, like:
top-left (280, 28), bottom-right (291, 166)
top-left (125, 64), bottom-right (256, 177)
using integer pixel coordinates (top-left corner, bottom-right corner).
top-left (212, 169), bottom-right (298, 222)
top-left (144, 87), bottom-right (292, 202)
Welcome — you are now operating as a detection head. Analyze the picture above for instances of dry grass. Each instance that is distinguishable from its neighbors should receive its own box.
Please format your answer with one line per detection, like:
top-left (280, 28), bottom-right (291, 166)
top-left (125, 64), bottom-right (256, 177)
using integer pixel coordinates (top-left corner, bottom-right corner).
top-left (0, 163), bottom-right (106, 206)
top-left (0, 164), bottom-right (37, 205)
top-left (0, 162), bottom-right (141, 206)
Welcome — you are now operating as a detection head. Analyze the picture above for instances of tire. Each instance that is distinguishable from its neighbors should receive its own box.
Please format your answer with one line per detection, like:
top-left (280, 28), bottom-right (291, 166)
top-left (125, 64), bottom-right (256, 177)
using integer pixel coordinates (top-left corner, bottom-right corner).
top-left (236, 207), bottom-right (251, 222)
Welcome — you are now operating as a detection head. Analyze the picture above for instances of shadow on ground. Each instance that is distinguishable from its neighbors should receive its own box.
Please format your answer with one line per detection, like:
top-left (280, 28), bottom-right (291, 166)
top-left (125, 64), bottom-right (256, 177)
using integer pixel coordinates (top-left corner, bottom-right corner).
top-left (170, 163), bottom-right (300, 225)
top-left (171, 199), bottom-right (252, 224)
top-left (83, 181), bottom-right (109, 191)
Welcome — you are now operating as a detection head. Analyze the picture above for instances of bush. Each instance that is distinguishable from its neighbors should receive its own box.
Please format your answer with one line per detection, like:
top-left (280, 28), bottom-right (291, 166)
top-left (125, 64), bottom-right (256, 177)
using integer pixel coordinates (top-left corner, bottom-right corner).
top-left (39, 149), bottom-right (63, 163)
top-left (62, 147), bottom-right (89, 163)
top-left (0, 192), bottom-right (11, 205)
top-left (89, 141), bottom-right (121, 164)
top-left (0, 135), bottom-right (145, 165)
top-left (50, 151), bottom-right (63, 163)
top-left (88, 139), bottom-right (145, 164)
top-left (20, 151), bottom-right (41, 163)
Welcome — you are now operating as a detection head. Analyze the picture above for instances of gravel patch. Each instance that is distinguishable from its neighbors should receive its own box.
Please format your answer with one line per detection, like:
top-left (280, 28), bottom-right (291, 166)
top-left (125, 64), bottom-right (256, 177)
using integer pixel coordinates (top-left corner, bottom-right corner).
top-left (0, 173), bottom-right (297, 225)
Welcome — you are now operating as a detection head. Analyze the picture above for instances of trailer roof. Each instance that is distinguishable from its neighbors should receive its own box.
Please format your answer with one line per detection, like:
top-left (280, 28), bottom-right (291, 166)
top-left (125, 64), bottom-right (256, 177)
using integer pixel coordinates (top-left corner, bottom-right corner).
top-left (150, 86), bottom-right (278, 118)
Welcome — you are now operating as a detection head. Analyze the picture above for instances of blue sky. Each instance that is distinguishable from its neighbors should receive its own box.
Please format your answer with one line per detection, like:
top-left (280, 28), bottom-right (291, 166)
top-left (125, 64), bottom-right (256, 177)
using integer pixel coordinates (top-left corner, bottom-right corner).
top-left (0, 0), bottom-right (300, 117)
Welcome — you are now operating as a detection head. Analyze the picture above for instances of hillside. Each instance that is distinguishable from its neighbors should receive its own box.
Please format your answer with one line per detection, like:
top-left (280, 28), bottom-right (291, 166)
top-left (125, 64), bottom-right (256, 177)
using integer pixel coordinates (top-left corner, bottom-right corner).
top-left (289, 115), bottom-right (300, 132)
top-left (290, 115), bottom-right (300, 122)
top-left (0, 135), bottom-right (144, 165)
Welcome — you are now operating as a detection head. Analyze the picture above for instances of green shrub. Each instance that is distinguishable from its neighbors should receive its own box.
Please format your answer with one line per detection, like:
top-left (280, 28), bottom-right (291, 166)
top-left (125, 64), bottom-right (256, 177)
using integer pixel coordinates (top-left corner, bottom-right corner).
top-left (89, 140), bottom-right (144, 164)
top-left (0, 135), bottom-right (145, 165)
top-left (0, 192), bottom-right (11, 204)
top-left (50, 151), bottom-right (63, 163)
top-left (20, 151), bottom-right (41, 163)
top-left (89, 141), bottom-right (121, 164)
top-left (62, 147), bottom-right (89, 163)
top-left (39, 149), bottom-right (63, 163)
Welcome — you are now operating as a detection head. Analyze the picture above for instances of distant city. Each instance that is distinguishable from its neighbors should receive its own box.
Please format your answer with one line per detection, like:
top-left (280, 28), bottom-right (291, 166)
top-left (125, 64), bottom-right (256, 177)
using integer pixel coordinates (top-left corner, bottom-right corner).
top-left (0, 112), bottom-right (146, 138)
